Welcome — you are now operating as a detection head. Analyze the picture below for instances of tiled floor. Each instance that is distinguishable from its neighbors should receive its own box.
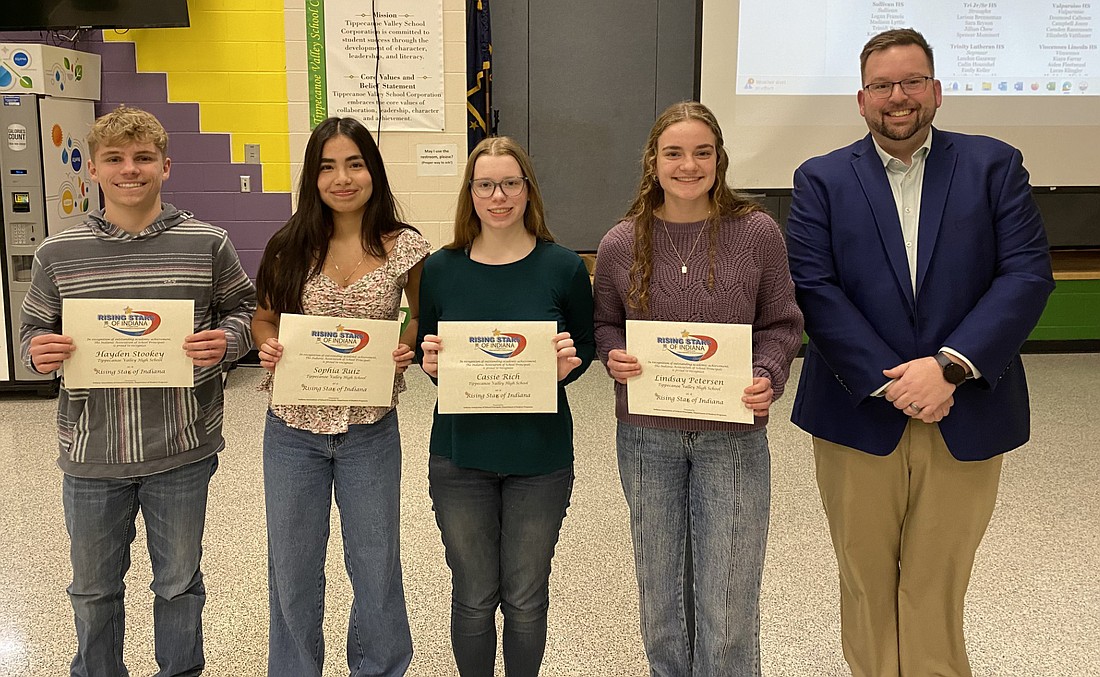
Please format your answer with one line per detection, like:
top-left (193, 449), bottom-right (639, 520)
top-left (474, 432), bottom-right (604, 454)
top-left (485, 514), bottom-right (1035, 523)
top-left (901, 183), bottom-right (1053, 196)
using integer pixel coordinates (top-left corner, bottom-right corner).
top-left (1, 354), bottom-right (1097, 676)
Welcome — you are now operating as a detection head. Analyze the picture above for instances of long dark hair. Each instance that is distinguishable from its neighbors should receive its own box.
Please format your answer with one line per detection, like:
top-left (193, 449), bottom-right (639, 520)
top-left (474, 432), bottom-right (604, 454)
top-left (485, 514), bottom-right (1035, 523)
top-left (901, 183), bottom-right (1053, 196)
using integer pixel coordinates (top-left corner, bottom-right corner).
top-left (624, 101), bottom-right (761, 314)
top-left (256, 117), bottom-right (412, 313)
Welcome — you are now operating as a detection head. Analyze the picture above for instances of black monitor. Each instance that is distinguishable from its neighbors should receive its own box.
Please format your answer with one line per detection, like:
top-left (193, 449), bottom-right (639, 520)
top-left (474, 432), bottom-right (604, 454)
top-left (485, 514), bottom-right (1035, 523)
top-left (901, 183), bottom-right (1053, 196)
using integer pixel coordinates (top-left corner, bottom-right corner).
top-left (0, 0), bottom-right (190, 30)
top-left (1033, 189), bottom-right (1100, 250)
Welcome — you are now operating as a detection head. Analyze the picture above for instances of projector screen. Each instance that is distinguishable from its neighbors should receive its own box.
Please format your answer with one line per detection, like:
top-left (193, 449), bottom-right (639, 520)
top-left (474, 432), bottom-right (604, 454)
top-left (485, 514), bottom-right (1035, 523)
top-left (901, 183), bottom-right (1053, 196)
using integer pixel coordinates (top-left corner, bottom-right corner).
top-left (701, 1), bottom-right (1100, 188)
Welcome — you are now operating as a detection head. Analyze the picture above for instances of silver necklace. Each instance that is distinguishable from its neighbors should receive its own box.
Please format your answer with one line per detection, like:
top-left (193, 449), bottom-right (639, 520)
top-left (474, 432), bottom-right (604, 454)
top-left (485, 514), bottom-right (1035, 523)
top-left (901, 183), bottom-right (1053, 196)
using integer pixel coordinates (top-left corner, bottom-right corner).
top-left (661, 219), bottom-right (708, 274)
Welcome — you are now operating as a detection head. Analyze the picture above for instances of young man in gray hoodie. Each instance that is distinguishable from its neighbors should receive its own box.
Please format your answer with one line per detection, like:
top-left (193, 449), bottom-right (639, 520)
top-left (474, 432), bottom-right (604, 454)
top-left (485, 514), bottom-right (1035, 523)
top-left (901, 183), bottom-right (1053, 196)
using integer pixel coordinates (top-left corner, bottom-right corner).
top-left (20, 105), bottom-right (257, 677)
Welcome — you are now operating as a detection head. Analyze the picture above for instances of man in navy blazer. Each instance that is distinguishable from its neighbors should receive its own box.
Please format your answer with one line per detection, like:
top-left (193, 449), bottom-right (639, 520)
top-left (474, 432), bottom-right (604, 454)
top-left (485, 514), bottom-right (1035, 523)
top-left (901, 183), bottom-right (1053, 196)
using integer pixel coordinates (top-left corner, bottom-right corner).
top-left (786, 28), bottom-right (1054, 677)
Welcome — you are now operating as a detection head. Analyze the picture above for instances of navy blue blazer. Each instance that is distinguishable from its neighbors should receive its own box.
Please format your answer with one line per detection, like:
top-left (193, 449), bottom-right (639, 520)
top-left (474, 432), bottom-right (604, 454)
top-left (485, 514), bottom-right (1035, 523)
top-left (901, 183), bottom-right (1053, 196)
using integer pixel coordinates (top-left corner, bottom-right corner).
top-left (786, 128), bottom-right (1054, 461)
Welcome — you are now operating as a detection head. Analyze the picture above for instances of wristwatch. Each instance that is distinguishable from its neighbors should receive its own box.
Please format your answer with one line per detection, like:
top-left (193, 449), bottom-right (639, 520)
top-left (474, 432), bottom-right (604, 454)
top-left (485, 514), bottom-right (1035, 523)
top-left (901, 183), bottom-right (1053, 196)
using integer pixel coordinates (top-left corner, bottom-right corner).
top-left (935, 352), bottom-right (967, 385)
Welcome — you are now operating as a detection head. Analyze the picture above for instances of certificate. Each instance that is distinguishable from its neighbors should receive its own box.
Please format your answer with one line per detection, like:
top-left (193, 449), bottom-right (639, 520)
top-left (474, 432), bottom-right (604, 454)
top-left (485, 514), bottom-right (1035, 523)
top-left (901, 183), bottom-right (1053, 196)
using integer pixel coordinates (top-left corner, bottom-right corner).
top-left (62, 299), bottom-right (195, 389)
top-left (271, 314), bottom-right (399, 406)
top-left (626, 320), bottom-right (754, 424)
top-left (437, 321), bottom-right (558, 414)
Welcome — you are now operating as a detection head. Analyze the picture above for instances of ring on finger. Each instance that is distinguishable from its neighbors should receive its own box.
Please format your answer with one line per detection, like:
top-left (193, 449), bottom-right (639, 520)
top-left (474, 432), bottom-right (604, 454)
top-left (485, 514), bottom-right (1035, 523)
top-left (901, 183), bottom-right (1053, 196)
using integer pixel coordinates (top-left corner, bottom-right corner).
top-left (908, 402), bottom-right (923, 413)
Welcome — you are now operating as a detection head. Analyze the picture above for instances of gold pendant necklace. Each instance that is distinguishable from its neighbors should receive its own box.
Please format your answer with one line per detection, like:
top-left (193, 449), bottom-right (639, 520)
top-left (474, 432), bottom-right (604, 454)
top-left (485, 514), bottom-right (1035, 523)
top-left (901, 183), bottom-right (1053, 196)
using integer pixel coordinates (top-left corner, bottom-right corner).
top-left (661, 219), bottom-right (708, 274)
top-left (331, 256), bottom-right (364, 285)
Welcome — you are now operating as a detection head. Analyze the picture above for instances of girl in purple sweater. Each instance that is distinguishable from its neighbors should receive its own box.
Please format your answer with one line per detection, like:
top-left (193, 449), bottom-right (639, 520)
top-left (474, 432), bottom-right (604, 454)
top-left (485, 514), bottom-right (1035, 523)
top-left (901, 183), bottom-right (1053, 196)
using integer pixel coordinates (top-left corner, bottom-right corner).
top-left (592, 101), bottom-right (803, 676)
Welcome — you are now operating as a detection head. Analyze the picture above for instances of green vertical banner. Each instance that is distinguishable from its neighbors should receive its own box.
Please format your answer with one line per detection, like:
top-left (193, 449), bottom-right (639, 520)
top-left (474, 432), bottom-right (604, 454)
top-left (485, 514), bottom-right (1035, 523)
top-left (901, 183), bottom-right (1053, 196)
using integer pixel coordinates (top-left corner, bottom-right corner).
top-left (306, 0), bottom-right (328, 127)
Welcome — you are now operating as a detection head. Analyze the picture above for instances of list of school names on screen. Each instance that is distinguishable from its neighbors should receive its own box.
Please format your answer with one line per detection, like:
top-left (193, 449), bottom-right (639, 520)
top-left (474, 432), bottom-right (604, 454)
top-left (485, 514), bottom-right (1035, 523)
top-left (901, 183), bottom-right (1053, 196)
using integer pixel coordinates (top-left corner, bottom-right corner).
top-left (943, 1), bottom-right (1094, 90)
top-left (735, 0), bottom-right (1097, 94)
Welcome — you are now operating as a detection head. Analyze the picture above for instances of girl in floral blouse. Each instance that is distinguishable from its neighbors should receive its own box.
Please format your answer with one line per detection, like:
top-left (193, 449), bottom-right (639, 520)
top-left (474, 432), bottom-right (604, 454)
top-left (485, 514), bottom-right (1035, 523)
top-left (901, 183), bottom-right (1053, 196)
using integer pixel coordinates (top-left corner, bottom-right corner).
top-left (251, 117), bottom-right (430, 677)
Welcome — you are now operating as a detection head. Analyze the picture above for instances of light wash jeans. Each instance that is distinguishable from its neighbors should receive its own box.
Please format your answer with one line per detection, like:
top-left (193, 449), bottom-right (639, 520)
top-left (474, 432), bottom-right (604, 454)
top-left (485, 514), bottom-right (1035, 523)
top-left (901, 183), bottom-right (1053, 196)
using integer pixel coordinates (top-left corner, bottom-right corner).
top-left (63, 453), bottom-right (218, 677)
top-left (617, 422), bottom-right (771, 677)
top-left (263, 409), bottom-right (412, 677)
top-left (428, 453), bottom-right (573, 677)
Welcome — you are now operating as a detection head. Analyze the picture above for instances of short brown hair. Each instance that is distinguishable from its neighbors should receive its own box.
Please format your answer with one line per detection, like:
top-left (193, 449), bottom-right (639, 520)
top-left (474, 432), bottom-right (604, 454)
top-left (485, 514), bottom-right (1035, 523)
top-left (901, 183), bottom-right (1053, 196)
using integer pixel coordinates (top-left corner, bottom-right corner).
top-left (87, 105), bottom-right (169, 157)
top-left (860, 28), bottom-right (935, 82)
top-left (448, 136), bottom-right (554, 250)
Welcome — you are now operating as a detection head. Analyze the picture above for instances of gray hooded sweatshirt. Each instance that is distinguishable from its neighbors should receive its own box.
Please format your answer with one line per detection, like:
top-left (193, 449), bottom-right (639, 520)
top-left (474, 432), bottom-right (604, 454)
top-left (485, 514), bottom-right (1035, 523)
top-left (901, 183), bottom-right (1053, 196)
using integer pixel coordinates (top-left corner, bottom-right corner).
top-left (20, 204), bottom-right (257, 478)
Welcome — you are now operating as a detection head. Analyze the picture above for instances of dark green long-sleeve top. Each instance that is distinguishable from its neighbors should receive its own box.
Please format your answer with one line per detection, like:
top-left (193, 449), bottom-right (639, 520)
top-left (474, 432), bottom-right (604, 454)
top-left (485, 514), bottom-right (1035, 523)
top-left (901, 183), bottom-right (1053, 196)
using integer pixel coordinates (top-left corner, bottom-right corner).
top-left (416, 241), bottom-right (595, 475)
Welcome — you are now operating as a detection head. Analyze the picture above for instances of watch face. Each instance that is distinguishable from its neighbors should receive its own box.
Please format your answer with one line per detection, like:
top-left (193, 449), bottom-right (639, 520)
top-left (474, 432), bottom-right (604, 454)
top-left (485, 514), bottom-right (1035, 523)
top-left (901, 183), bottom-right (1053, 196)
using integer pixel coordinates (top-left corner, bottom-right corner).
top-left (943, 362), bottom-right (967, 385)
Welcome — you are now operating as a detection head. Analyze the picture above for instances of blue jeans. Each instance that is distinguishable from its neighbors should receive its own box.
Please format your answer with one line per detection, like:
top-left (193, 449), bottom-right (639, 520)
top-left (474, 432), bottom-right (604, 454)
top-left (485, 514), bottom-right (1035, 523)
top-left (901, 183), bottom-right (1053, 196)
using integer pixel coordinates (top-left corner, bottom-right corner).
top-left (428, 454), bottom-right (573, 677)
top-left (617, 423), bottom-right (771, 677)
top-left (63, 453), bottom-right (218, 677)
top-left (263, 409), bottom-right (411, 677)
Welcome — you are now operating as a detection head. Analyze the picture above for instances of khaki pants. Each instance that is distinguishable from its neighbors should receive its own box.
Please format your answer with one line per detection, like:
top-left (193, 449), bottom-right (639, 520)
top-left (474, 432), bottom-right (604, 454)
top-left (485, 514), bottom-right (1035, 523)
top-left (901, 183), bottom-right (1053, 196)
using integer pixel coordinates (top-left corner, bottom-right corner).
top-left (814, 421), bottom-right (1003, 677)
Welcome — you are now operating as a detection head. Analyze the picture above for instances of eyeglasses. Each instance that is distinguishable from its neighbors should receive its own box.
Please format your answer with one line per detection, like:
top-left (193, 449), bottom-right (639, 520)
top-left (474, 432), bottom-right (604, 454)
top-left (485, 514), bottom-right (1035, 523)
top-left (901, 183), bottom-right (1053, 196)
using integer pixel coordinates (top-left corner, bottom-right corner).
top-left (862, 76), bottom-right (933, 99)
top-left (470, 176), bottom-right (527, 198)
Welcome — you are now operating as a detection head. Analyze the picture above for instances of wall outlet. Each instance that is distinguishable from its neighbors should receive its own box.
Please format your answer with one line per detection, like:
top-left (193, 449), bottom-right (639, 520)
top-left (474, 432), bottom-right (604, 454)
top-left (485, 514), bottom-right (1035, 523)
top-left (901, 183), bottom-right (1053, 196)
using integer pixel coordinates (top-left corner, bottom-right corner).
top-left (240, 175), bottom-right (251, 193)
top-left (244, 144), bottom-right (261, 164)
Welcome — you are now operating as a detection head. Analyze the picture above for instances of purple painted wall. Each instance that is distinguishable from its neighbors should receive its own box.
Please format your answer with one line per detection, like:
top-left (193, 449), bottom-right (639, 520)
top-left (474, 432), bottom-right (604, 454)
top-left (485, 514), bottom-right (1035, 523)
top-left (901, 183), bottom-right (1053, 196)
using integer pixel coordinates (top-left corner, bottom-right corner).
top-left (0, 31), bottom-right (290, 277)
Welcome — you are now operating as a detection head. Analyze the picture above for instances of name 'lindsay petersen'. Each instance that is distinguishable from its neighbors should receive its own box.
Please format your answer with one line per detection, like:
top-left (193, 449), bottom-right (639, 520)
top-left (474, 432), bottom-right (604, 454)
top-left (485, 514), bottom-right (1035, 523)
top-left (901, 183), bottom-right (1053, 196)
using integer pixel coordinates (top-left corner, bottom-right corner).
top-left (653, 374), bottom-right (726, 386)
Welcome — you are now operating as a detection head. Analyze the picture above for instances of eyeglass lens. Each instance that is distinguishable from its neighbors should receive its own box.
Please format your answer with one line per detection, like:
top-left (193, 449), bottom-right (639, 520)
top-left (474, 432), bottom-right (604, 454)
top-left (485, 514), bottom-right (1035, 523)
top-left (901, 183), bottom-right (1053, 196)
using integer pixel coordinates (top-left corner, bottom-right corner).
top-left (471, 177), bottom-right (526, 197)
top-left (866, 77), bottom-right (930, 98)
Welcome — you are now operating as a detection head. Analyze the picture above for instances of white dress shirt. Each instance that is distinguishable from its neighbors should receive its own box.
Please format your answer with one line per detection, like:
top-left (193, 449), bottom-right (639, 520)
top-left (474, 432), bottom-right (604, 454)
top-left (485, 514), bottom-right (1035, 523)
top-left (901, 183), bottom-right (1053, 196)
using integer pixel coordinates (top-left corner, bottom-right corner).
top-left (870, 133), bottom-right (980, 395)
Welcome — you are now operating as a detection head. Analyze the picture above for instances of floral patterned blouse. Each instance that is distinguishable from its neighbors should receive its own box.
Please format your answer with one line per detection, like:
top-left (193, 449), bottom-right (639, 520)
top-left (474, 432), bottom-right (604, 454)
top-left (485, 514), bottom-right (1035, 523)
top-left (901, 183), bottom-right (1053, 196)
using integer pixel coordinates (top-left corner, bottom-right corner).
top-left (262, 228), bottom-right (432, 434)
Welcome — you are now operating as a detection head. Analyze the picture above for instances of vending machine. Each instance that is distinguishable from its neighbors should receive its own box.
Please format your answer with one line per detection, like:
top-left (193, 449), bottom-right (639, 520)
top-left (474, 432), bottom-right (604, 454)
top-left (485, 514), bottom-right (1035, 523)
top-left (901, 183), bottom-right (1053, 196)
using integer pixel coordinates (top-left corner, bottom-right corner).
top-left (0, 43), bottom-right (100, 393)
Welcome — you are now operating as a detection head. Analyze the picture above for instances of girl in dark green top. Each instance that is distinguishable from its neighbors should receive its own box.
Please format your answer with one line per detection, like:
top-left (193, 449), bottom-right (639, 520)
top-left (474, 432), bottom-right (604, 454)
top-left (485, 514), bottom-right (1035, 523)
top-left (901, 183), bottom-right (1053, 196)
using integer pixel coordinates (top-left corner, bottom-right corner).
top-left (417, 137), bottom-right (594, 676)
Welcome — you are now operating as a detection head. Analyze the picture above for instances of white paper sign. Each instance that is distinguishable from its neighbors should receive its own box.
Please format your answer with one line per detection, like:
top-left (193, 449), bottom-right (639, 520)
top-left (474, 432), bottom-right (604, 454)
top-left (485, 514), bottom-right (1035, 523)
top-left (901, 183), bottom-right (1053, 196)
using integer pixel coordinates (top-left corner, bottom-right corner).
top-left (271, 314), bottom-right (400, 406)
top-left (436, 321), bottom-right (558, 414)
top-left (417, 143), bottom-right (459, 176)
top-left (626, 320), bottom-right (754, 424)
top-left (312, 0), bottom-right (445, 131)
top-left (62, 299), bottom-right (195, 389)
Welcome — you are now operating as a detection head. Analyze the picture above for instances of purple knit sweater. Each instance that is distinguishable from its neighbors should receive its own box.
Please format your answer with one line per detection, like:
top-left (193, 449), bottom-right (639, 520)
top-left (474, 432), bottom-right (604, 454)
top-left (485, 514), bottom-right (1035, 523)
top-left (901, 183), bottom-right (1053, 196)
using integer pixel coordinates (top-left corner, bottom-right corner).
top-left (593, 212), bottom-right (804, 431)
